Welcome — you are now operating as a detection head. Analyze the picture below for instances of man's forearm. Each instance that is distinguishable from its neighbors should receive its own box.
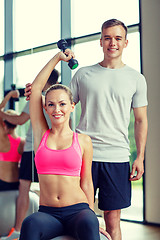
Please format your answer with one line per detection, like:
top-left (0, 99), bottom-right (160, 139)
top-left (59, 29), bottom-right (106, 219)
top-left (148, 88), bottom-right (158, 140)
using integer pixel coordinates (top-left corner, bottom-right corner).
top-left (134, 118), bottom-right (148, 160)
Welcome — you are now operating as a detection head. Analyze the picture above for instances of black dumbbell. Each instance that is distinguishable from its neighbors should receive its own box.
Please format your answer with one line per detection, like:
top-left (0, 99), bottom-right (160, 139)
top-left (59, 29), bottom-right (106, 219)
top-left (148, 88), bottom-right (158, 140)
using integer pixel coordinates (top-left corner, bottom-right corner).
top-left (57, 39), bottom-right (78, 70)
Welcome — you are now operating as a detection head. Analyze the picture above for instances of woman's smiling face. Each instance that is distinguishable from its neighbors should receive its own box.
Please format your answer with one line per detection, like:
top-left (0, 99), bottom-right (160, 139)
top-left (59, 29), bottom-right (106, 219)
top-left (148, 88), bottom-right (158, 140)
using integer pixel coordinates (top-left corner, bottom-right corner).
top-left (45, 89), bottom-right (74, 124)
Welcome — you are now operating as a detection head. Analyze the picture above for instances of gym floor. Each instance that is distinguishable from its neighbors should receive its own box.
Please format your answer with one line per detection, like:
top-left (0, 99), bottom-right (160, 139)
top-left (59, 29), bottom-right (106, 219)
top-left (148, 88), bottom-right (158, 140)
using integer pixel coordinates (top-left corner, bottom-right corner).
top-left (94, 195), bottom-right (160, 240)
top-left (98, 217), bottom-right (160, 240)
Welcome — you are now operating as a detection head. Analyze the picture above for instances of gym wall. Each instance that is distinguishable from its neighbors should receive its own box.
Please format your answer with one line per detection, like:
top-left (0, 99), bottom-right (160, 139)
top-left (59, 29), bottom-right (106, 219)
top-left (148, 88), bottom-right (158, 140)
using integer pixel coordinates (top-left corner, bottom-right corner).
top-left (141, 0), bottom-right (160, 224)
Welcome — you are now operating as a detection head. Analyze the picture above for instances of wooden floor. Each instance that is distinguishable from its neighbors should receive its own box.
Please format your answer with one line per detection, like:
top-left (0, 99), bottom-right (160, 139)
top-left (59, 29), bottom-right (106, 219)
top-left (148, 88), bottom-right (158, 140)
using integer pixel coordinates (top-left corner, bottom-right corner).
top-left (98, 217), bottom-right (160, 240)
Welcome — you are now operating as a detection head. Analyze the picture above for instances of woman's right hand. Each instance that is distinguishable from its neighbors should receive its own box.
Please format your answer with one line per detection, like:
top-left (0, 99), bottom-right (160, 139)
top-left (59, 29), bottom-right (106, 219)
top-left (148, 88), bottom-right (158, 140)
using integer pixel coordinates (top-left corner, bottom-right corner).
top-left (24, 49), bottom-right (75, 101)
top-left (11, 90), bottom-right (20, 99)
top-left (57, 49), bottom-right (75, 63)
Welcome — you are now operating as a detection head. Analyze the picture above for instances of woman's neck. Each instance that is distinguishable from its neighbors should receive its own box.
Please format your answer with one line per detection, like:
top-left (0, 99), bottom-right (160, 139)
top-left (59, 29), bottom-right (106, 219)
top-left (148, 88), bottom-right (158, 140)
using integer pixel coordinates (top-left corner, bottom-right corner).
top-left (50, 124), bottom-right (72, 136)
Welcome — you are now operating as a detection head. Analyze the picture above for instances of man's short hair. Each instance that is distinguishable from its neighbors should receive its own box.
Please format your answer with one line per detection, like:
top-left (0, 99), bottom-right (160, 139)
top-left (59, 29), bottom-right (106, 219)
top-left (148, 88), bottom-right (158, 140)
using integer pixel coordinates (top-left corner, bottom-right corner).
top-left (101, 19), bottom-right (128, 39)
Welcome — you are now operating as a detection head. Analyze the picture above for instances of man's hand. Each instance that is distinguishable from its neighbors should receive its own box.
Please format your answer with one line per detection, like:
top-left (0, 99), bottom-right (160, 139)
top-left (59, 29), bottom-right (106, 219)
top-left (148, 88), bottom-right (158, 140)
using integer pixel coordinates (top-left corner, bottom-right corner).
top-left (129, 158), bottom-right (144, 181)
top-left (99, 227), bottom-right (112, 240)
top-left (24, 83), bottom-right (32, 101)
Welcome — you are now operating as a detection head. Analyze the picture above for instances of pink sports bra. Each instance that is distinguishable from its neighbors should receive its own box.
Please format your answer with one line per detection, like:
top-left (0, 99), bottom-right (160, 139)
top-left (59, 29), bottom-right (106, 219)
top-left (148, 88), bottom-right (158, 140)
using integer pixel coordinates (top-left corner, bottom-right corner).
top-left (35, 130), bottom-right (82, 176)
top-left (0, 134), bottom-right (21, 163)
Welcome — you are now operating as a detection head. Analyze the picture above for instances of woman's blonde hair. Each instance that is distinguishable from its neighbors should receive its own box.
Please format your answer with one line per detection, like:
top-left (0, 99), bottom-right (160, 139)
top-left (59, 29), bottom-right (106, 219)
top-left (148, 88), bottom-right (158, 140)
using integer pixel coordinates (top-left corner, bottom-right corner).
top-left (4, 109), bottom-right (18, 129)
top-left (45, 84), bottom-right (73, 105)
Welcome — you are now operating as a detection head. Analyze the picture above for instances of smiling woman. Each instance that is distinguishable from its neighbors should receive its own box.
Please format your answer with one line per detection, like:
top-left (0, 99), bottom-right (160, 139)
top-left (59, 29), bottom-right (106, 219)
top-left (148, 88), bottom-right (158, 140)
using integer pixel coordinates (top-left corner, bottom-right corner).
top-left (19, 51), bottom-right (111, 240)
top-left (44, 85), bottom-right (74, 127)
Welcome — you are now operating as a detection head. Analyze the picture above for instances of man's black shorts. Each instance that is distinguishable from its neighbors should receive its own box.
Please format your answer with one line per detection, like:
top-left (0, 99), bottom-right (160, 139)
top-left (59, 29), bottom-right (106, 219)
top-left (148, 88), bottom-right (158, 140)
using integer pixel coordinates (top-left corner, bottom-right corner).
top-left (92, 161), bottom-right (131, 211)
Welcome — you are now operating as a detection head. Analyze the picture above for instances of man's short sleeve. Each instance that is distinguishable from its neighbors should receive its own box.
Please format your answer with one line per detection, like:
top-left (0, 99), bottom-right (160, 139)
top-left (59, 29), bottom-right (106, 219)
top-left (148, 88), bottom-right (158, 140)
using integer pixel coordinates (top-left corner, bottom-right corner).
top-left (132, 75), bottom-right (148, 108)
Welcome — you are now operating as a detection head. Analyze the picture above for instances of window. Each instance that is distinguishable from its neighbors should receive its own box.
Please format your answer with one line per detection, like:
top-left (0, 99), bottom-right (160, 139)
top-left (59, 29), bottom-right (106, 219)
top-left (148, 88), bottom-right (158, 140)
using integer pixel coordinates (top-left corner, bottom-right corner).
top-left (0, 0), bottom-right (4, 56)
top-left (0, 0), bottom-right (4, 102)
top-left (13, 0), bottom-right (60, 51)
top-left (15, 49), bottom-right (60, 88)
top-left (0, 61), bottom-right (4, 103)
top-left (71, 0), bottom-right (139, 37)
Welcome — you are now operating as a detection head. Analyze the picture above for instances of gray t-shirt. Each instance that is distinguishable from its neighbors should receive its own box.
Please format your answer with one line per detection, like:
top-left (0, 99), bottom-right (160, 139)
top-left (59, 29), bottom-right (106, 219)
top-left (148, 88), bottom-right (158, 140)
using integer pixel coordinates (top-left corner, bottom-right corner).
top-left (70, 64), bottom-right (148, 163)
top-left (22, 101), bottom-right (51, 152)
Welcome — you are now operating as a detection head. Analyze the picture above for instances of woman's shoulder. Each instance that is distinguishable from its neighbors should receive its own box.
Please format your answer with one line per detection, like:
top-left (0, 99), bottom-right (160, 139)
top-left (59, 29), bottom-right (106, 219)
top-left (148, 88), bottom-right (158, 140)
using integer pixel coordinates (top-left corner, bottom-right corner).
top-left (76, 132), bottom-right (93, 158)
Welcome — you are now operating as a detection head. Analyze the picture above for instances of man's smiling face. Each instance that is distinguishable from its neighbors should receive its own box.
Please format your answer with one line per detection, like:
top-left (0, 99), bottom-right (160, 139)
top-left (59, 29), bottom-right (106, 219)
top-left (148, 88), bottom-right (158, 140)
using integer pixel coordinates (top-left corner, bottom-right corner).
top-left (100, 25), bottom-right (128, 60)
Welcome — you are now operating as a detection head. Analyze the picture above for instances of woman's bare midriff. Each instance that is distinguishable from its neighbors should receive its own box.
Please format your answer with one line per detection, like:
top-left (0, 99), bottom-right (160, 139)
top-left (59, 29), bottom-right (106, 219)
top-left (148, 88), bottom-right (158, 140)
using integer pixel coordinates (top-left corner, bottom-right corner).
top-left (0, 161), bottom-right (19, 182)
top-left (39, 174), bottom-right (88, 207)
